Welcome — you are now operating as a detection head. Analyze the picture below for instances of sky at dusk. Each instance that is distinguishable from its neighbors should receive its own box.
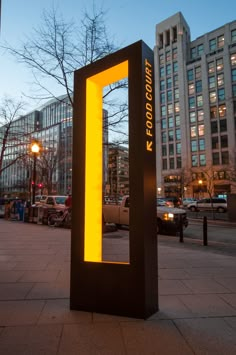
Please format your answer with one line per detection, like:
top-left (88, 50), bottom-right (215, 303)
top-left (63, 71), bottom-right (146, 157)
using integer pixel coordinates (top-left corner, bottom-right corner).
top-left (1, 0), bottom-right (236, 111)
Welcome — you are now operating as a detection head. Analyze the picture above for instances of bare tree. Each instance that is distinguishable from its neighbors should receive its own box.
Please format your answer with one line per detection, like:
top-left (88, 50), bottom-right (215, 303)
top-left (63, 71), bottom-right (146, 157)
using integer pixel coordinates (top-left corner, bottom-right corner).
top-left (0, 96), bottom-right (27, 177)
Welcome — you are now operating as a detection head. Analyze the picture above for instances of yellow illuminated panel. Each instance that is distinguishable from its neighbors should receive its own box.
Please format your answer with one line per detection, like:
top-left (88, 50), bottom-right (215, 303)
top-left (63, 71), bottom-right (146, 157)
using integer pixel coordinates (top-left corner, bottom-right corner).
top-left (84, 60), bottom-right (128, 262)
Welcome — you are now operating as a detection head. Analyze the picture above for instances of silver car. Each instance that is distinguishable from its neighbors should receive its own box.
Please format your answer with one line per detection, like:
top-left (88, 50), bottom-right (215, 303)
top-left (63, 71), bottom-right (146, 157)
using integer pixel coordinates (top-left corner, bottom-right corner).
top-left (187, 198), bottom-right (227, 213)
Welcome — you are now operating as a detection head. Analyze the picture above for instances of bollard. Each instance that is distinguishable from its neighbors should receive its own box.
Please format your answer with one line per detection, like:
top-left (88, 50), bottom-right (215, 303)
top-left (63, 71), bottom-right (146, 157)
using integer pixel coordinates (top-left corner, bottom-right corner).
top-left (203, 216), bottom-right (208, 246)
top-left (179, 214), bottom-right (184, 243)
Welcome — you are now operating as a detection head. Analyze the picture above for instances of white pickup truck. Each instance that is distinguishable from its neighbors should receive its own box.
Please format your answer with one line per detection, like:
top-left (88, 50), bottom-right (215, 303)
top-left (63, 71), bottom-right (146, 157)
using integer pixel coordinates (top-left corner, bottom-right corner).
top-left (103, 196), bottom-right (188, 234)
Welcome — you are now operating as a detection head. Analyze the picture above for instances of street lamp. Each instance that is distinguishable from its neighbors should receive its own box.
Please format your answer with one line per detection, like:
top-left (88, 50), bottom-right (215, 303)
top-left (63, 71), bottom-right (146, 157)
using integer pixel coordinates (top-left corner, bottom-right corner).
top-left (198, 179), bottom-right (203, 199)
top-left (31, 141), bottom-right (40, 204)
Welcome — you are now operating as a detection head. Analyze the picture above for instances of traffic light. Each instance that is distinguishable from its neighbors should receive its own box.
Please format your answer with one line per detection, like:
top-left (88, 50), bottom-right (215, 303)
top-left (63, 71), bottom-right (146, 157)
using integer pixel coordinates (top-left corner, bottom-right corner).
top-left (38, 183), bottom-right (43, 188)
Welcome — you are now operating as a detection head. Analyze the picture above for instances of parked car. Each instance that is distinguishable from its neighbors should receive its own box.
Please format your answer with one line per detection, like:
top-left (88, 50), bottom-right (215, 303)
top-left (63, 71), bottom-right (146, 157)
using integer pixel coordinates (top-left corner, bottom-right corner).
top-left (157, 198), bottom-right (173, 207)
top-left (182, 197), bottom-right (198, 207)
top-left (37, 195), bottom-right (67, 210)
top-left (187, 197), bottom-right (227, 213)
top-left (163, 196), bottom-right (181, 207)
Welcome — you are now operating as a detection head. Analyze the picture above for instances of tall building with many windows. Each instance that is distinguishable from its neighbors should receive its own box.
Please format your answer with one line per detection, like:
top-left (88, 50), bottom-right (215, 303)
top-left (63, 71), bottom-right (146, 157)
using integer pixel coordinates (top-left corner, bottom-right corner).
top-left (154, 12), bottom-right (236, 198)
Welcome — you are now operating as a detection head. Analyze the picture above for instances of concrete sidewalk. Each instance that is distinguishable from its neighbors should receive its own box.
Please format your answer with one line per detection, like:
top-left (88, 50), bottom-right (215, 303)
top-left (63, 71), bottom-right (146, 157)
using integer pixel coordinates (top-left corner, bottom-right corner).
top-left (0, 219), bottom-right (236, 354)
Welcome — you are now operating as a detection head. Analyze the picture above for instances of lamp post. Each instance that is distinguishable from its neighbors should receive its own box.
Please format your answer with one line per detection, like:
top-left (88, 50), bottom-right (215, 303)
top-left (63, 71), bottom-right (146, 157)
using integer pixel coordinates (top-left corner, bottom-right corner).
top-left (198, 179), bottom-right (203, 199)
top-left (31, 141), bottom-right (40, 205)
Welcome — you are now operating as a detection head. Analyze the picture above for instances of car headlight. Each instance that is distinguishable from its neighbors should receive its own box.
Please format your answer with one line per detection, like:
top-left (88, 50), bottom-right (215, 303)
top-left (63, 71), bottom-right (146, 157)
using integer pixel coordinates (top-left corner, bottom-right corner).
top-left (163, 212), bottom-right (174, 221)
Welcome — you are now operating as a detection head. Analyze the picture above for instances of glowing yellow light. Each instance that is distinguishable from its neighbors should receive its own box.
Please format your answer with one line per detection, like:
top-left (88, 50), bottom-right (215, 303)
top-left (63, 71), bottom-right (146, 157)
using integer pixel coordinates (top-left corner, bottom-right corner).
top-left (84, 60), bottom-right (128, 262)
top-left (31, 142), bottom-right (40, 154)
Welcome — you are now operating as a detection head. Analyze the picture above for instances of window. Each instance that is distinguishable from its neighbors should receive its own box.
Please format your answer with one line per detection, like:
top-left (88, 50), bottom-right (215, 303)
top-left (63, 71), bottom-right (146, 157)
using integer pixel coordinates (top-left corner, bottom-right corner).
top-left (174, 75), bottom-right (178, 86)
top-left (175, 102), bottom-right (180, 113)
top-left (159, 34), bottom-right (163, 48)
top-left (176, 128), bottom-right (181, 140)
top-left (221, 135), bottom-right (228, 148)
top-left (197, 110), bottom-right (204, 121)
top-left (161, 118), bottom-right (167, 129)
top-left (188, 83), bottom-right (195, 95)
top-left (233, 84), bottom-right (236, 97)
top-left (222, 151), bottom-right (229, 164)
top-left (196, 80), bottom-right (202, 93)
top-left (231, 53), bottom-right (236, 66)
top-left (192, 155), bottom-right (198, 167)
top-left (162, 145), bottom-right (167, 156)
top-left (209, 38), bottom-right (217, 51)
top-left (162, 131), bottom-right (167, 143)
top-left (217, 35), bottom-right (224, 48)
top-left (208, 76), bottom-right (216, 89)
top-left (166, 64), bottom-right (171, 75)
top-left (199, 154), bottom-right (206, 166)
top-left (191, 140), bottom-right (197, 152)
top-left (169, 143), bottom-right (174, 155)
top-left (162, 159), bottom-right (167, 170)
top-left (176, 142), bottom-right (181, 154)
top-left (212, 136), bottom-right (219, 149)
top-left (231, 29), bottom-right (236, 42)
top-left (176, 156), bottom-right (182, 168)
top-left (169, 130), bottom-right (174, 141)
top-left (175, 115), bottom-right (180, 126)
top-left (209, 91), bottom-right (217, 103)
top-left (219, 104), bottom-right (226, 117)
top-left (167, 104), bottom-right (173, 115)
top-left (198, 124), bottom-right (205, 136)
top-left (218, 88), bottom-right (225, 101)
top-left (190, 112), bottom-right (196, 123)
top-left (232, 69), bottom-right (236, 82)
top-left (161, 106), bottom-right (166, 117)
top-left (172, 47), bottom-right (177, 59)
top-left (208, 62), bottom-right (215, 74)
top-left (216, 58), bottom-right (223, 72)
top-left (160, 67), bottom-right (165, 77)
top-left (210, 106), bottom-right (217, 118)
top-left (197, 44), bottom-right (204, 56)
top-left (168, 116), bottom-right (174, 128)
top-left (212, 152), bottom-right (220, 165)
top-left (189, 97), bottom-right (195, 109)
top-left (191, 47), bottom-right (196, 58)
top-left (169, 158), bottom-right (175, 169)
top-left (187, 69), bottom-right (194, 81)
top-left (195, 66), bottom-right (201, 79)
top-left (220, 119), bottom-right (227, 132)
top-left (199, 138), bottom-right (205, 151)
top-left (160, 80), bottom-right (165, 91)
top-left (167, 90), bottom-right (172, 102)
top-left (191, 126), bottom-right (197, 137)
top-left (173, 62), bottom-right (178, 73)
top-left (174, 88), bottom-right (179, 100)
top-left (159, 53), bottom-right (164, 64)
top-left (217, 73), bottom-right (224, 87)
top-left (167, 77), bottom-right (172, 89)
top-left (197, 95), bottom-right (203, 107)
top-left (211, 121), bottom-right (218, 133)
top-left (160, 93), bottom-right (165, 104)
top-left (166, 50), bottom-right (171, 61)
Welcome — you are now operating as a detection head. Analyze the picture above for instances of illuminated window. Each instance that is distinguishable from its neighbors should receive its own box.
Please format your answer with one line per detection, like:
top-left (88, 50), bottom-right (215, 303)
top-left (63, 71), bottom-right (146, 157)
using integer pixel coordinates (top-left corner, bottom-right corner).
top-left (209, 91), bottom-right (217, 103)
top-left (172, 47), bottom-right (177, 59)
top-left (208, 76), bottom-right (216, 89)
top-left (175, 102), bottom-right (180, 113)
top-left (213, 152), bottom-right (220, 165)
top-left (192, 155), bottom-right (198, 167)
top-left (168, 130), bottom-right (174, 141)
top-left (219, 104), bottom-right (226, 117)
top-left (191, 140), bottom-right (197, 152)
top-left (209, 38), bottom-right (216, 51)
top-left (210, 106), bottom-right (217, 118)
top-left (231, 29), bottom-right (236, 42)
top-left (197, 110), bottom-right (204, 121)
top-left (218, 88), bottom-right (225, 101)
top-left (212, 136), bottom-right (219, 149)
top-left (195, 66), bottom-right (201, 79)
top-left (198, 124), bottom-right (205, 136)
top-left (217, 73), bottom-right (224, 86)
top-left (199, 138), bottom-right (205, 151)
top-left (168, 104), bottom-right (173, 115)
top-left (216, 58), bottom-right (223, 71)
top-left (188, 83), bottom-right (195, 95)
top-left (159, 54), bottom-right (164, 65)
top-left (190, 112), bottom-right (196, 123)
top-left (197, 95), bottom-right (203, 107)
top-left (208, 62), bottom-right (215, 74)
top-left (217, 35), bottom-right (224, 48)
top-left (191, 126), bottom-right (197, 137)
top-left (231, 53), bottom-right (236, 66)
top-left (199, 154), bottom-right (206, 166)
